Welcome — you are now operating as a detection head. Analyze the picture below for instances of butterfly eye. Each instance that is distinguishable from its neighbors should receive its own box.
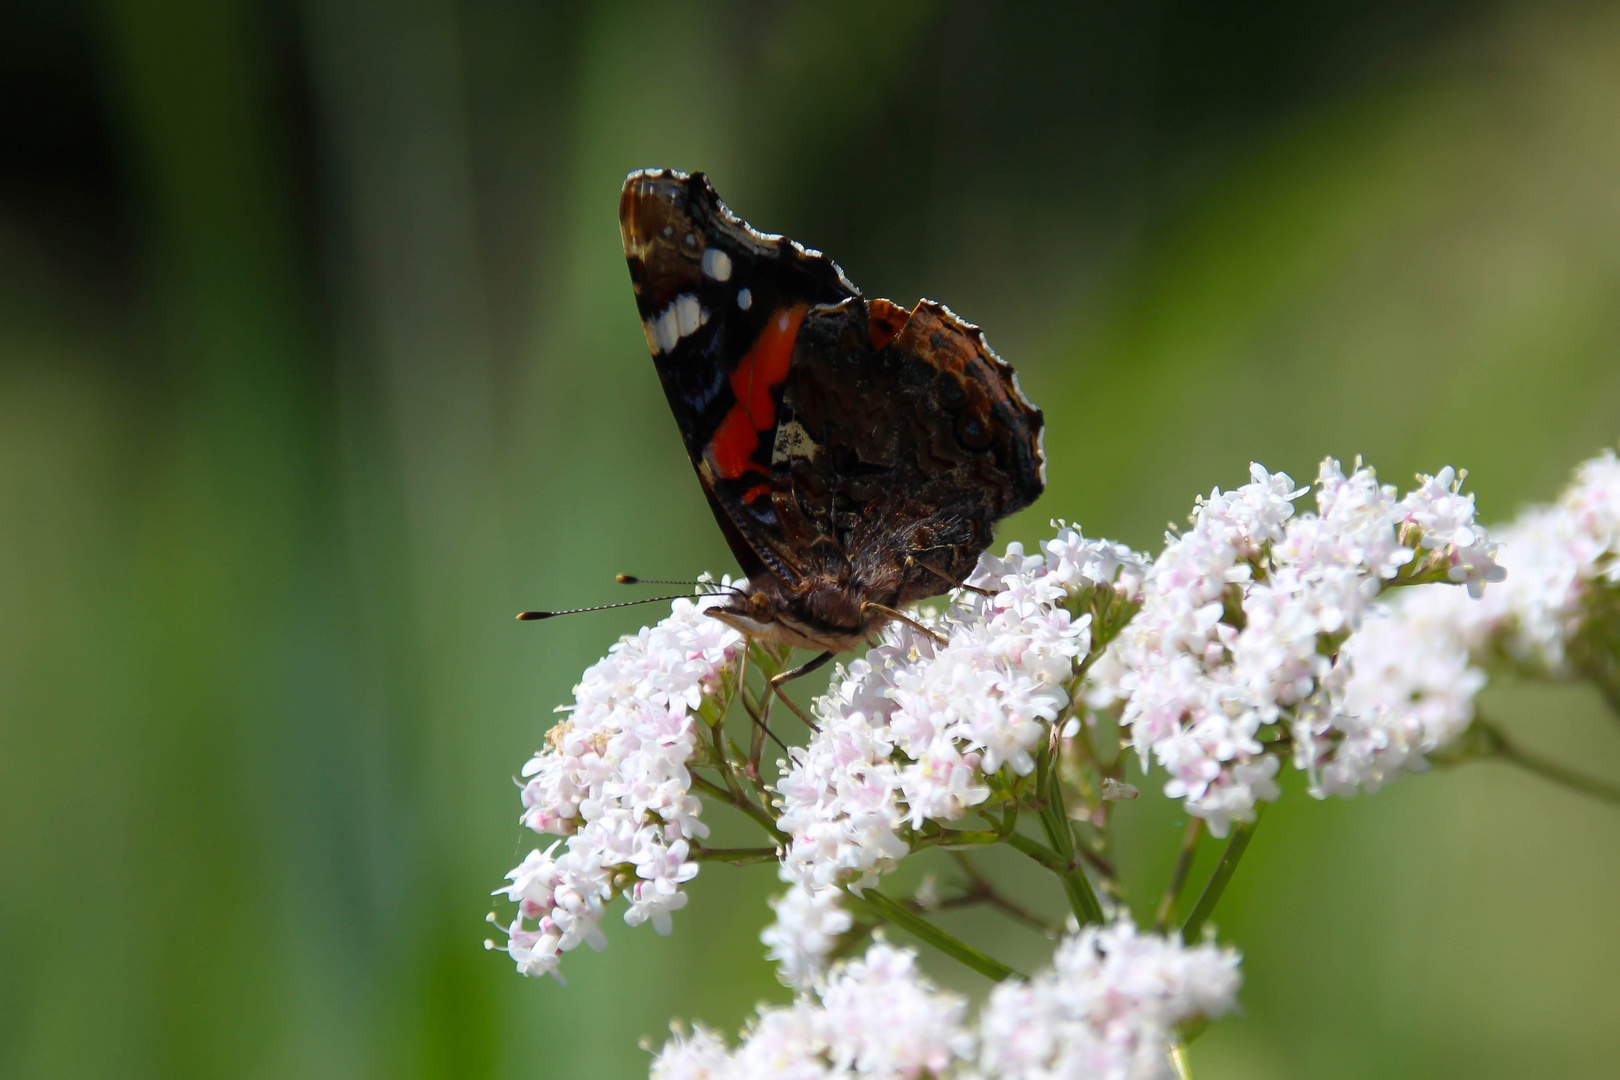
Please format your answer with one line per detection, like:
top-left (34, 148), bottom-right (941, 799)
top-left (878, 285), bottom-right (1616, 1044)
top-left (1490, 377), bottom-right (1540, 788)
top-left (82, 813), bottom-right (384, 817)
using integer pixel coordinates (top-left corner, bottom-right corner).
top-left (747, 592), bottom-right (773, 621)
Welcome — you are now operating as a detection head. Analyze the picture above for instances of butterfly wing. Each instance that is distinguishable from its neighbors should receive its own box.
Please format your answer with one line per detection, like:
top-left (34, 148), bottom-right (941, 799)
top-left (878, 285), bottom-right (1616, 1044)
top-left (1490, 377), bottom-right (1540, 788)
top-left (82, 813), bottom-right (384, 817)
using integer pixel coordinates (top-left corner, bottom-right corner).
top-left (620, 169), bottom-right (855, 584)
top-left (767, 296), bottom-right (1047, 605)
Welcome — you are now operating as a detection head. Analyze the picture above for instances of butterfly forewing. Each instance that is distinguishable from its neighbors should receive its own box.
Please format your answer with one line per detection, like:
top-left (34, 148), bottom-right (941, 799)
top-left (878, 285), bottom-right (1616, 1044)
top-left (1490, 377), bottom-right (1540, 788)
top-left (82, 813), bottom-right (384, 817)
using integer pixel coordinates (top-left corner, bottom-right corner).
top-left (620, 169), bottom-right (854, 580)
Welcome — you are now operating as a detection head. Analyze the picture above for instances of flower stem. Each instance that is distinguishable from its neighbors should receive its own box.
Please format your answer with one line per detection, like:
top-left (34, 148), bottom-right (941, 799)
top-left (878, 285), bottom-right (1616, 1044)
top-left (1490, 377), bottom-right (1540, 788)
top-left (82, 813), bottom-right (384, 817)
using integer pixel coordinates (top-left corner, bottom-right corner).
top-left (949, 851), bottom-right (1061, 937)
top-left (1005, 831), bottom-right (1104, 925)
top-left (1571, 599), bottom-right (1620, 716)
top-left (707, 711), bottom-right (749, 802)
top-left (1574, 635), bottom-right (1620, 722)
top-left (1030, 735), bottom-right (1108, 923)
top-left (850, 887), bottom-right (1022, 982)
top-left (1476, 719), bottom-right (1620, 807)
top-left (913, 827), bottom-right (1004, 850)
top-left (1153, 818), bottom-right (1204, 933)
top-left (690, 773), bottom-right (788, 843)
top-left (691, 845), bottom-right (779, 865)
top-left (1069, 825), bottom-right (1117, 880)
top-left (1181, 806), bottom-right (1264, 944)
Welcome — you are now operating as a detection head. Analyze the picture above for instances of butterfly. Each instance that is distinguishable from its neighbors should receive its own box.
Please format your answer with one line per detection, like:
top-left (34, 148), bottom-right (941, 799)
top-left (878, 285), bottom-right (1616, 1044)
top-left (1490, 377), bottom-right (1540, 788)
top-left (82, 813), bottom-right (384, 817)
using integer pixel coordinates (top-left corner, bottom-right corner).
top-left (618, 169), bottom-right (1046, 718)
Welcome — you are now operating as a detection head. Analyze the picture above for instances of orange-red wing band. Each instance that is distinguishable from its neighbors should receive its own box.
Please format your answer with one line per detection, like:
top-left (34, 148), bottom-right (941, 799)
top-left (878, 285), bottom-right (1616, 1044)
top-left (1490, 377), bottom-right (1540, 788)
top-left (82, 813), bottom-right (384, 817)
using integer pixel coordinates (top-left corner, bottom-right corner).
top-left (707, 304), bottom-right (807, 482)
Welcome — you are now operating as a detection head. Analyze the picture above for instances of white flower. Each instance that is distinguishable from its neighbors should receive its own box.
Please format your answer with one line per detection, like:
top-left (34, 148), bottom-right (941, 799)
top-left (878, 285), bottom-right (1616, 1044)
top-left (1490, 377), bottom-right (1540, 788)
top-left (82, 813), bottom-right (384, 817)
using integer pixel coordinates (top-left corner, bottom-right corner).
top-left (1295, 603), bottom-right (1485, 797)
top-left (761, 872), bottom-right (854, 990)
top-left (1295, 445), bottom-right (1620, 795)
top-left (1565, 449), bottom-right (1620, 578)
top-left (488, 591), bottom-right (743, 980)
top-left (1043, 520), bottom-right (1150, 598)
top-left (1400, 466), bottom-right (1506, 597)
top-left (775, 542), bottom-right (1100, 893)
top-left (655, 929), bottom-right (1240, 1080)
top-left (977, 923), bottom-right (1241, 1080)
top-left (1097, 459), bottom-right (1500, 833)
top-left (651, 943), bottom-right (973, 1079)
top-left (818, 944), bottom-right (975, 1077)
top-left (649, 1024), bottom-right (731, 1080)
top-left (1397, 449), bottom-right (1620, 672)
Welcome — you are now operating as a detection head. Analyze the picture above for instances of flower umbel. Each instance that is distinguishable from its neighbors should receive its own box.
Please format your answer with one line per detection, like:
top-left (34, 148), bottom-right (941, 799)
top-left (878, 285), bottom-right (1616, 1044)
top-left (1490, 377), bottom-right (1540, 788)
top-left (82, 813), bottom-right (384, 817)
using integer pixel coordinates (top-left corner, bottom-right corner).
top-left (773, 529), bottom-right (1136, 900)
top-left (487, 590), bottom-right (743, 980)
top-left (1089, 459), bottom-right (1502, 833)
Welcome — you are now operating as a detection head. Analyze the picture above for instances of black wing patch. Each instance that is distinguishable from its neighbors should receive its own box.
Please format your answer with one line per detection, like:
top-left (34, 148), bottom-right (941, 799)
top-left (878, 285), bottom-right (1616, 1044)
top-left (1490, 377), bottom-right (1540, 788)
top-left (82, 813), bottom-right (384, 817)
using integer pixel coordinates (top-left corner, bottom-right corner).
top-left (619, 168), bottom-right (854, 579)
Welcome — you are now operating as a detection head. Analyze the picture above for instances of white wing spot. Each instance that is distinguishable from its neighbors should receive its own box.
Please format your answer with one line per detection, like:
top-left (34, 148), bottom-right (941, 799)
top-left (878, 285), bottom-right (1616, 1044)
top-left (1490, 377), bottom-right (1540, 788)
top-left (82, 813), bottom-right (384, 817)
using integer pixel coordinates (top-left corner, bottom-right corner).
top-left (701, 248), bottom-right (732, 282)
top-left (653, 305), bottom-right (680, 353)
top-left (737, 288), bottom-right (753, 310)
top-left (676, 294), bottom-right (702, 337)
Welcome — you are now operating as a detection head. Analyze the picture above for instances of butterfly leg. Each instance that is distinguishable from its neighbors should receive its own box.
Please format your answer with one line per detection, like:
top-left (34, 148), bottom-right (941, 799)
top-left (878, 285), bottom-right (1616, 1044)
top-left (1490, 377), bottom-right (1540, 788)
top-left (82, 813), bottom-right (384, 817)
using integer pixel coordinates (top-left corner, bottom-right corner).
top-left (767, 649), bottom-right (835, 733)
top-left (738, 648), bottom-right (789, 762)
top-left (861, 602), bottom-right (949, 646)
top-left (906, 555), bottom-right (994, 597)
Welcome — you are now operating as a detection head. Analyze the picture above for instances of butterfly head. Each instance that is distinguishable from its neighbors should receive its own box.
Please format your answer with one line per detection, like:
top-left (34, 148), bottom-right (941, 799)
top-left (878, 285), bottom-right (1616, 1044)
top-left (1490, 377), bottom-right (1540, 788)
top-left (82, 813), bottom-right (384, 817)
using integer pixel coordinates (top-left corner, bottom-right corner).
top-left (704, 574), bottom-right (880, 655)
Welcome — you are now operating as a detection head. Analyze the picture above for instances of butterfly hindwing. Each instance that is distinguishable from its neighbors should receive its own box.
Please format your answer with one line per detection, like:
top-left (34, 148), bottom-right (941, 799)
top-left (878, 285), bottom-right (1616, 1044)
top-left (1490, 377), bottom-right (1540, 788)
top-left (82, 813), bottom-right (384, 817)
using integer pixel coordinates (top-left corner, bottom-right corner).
top-left (767, 296), bottom-right (1046, 603)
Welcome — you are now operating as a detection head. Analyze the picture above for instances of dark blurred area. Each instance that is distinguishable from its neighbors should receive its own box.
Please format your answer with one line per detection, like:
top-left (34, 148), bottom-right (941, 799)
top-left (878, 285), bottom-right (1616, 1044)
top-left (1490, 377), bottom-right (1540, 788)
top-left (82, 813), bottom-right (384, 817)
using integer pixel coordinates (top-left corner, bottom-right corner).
top-left (4, 1), bottom-right (1620, 1077)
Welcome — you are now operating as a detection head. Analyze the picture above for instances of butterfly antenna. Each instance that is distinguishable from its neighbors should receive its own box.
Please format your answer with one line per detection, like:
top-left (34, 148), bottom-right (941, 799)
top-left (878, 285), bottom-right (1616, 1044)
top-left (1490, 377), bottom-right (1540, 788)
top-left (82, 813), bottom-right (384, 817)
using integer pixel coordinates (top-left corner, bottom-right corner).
top-left (517, 594), bottom-right (713, 621)
top-left (616, 574), bottom-right (743, 596)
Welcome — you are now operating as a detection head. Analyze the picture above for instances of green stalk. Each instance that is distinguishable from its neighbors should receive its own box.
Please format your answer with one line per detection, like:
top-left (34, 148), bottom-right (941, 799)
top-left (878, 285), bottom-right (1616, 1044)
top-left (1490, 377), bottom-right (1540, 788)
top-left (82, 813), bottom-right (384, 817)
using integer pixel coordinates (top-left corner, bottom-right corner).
top-left (850, 888), bottom-right (1022, 982)
top-left (1181, 806), bottom-right (1264, 944)
top-left (912, 827), bottom-right (1004, 850)
top-left (691, 846), bottom-right (779, 865)
top-left (1153, 818), bottom-right (1204, 933)
top-left (1041, 753), bottom-right (1076, 862)
top-left (1006, 832), bottom-right (1104, 925)
top-left (1169, 1040), bottom-right (1193, 1080)
top-left (690, 773), bottom-right (787, 844)
top-left (1483, 722), bottom-right (1620, 807)
top-left (1023, 736), bottom-right (1105, 924)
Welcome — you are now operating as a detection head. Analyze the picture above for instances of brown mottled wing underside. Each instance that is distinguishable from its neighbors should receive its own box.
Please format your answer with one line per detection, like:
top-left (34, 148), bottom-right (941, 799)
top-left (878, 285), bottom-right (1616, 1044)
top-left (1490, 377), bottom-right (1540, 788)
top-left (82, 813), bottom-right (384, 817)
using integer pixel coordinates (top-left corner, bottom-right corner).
top-left (768, 296), bottom-right (1046, 607)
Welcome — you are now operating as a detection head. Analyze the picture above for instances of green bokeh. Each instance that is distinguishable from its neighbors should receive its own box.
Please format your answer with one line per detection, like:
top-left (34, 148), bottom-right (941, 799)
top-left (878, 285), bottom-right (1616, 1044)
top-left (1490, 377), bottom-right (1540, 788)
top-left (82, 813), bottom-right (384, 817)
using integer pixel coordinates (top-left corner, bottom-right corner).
top-left (2, 1), bottom-right (1619, 1076)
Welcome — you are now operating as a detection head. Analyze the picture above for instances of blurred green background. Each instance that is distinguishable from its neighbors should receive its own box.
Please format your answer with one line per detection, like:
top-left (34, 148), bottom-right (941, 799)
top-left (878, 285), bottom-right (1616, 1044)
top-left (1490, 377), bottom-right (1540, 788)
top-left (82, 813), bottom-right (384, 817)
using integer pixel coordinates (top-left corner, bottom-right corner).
top-left (4, 0), bottom-right (1620, 1076)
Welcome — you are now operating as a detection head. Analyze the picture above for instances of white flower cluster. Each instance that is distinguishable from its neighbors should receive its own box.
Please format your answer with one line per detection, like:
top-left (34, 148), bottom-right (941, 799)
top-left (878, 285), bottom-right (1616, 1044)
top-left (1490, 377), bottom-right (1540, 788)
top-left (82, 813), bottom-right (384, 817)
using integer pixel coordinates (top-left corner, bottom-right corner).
top-left (759, 873), bottom-right (854, 991)
top-left (761, 529), bottom-right (1141, 988)
top-left (977, 922), bottom-right (1241, 1080)
top-left (1397, 448), bottom-right (1620, 672)
top-left (652, 944), bottom-right (971, 1080)
top-left (487, 595), bottom-right (743, 981)
top-left (1089, 460), bottom-right (1503, 834)
top-left (651, 927), bottom-right (1240, 1080)
top-left (773, 529), bottom-right (1138, 896)
top-left (1298, 604), bottom-right (1485, 797)
top-left (1301, 447), bottom-right (1620, 793)
top-left (1296, 448), bottom-right (1620, 796)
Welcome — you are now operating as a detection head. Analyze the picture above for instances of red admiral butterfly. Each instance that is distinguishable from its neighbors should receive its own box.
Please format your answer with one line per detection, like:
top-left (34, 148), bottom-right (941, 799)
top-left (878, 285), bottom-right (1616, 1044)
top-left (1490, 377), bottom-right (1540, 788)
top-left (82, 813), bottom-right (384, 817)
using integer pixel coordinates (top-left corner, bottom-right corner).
top-left (618, 169), bottom-right (1045, 710)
